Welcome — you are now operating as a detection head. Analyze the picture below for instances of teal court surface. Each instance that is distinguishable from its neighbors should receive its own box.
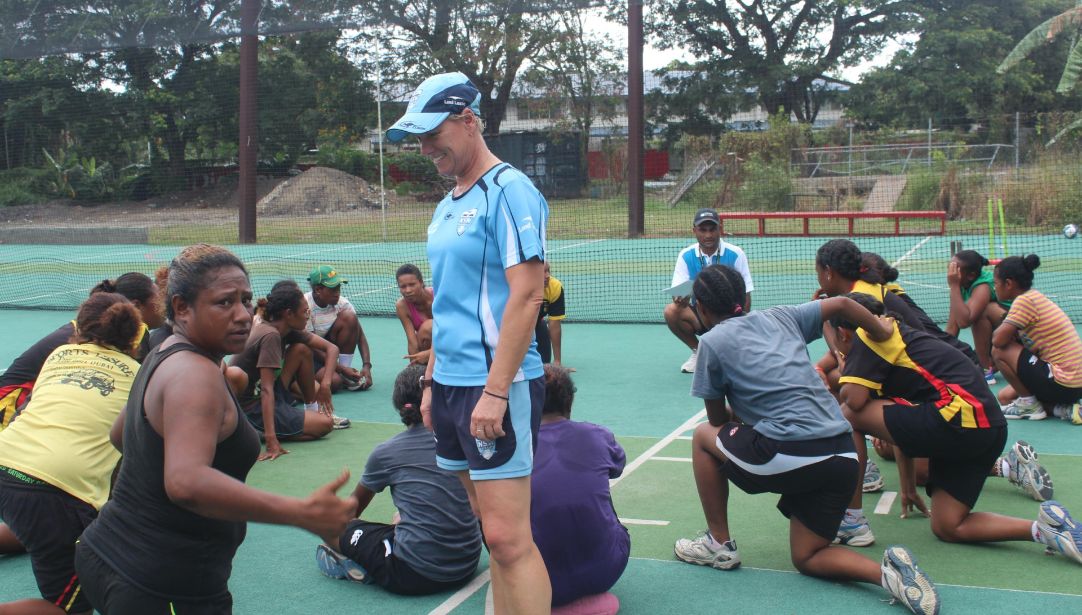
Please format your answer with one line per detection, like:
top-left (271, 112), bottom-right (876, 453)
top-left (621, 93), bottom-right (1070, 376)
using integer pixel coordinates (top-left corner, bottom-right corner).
top-left (3, 307), bottom-right (1082, 614)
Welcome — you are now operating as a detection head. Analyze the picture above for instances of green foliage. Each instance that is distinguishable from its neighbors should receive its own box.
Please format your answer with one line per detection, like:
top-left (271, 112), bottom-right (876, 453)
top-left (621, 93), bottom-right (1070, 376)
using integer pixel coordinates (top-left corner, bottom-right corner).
top-left (0, 167), bottom-right (52, 206)
top-left (999, 5), bottom-right (1082, 93)
top-left (720, 113), bottom-right (812, 164)
top-left (897, 168), bottom-right (945, 212)
top-left (733, 156), bottom-right (792, 212)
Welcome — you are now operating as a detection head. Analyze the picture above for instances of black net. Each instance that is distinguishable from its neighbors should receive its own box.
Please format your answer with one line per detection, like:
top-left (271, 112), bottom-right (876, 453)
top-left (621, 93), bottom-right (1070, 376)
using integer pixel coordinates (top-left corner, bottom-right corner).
top-left (2, 13), bottom-right (1082, 323)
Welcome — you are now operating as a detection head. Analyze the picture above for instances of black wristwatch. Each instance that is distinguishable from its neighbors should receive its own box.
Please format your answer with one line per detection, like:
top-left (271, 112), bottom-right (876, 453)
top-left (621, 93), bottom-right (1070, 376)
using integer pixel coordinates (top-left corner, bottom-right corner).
top-left (419, 376), bottom-right (434, 389)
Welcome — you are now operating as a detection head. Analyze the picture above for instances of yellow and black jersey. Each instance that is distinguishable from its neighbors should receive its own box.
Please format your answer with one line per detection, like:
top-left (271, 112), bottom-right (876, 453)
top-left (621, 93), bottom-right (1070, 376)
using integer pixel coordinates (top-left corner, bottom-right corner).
top-left (540, 276), bottom-right (566, 321)
top-left (839, 320), bottom-right (1004, 429)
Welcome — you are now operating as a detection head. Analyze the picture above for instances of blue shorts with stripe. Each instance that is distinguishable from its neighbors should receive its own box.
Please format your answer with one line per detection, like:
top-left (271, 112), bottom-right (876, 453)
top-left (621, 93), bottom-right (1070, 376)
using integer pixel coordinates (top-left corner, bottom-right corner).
top-left (432, 378), bottom-right (544, 480)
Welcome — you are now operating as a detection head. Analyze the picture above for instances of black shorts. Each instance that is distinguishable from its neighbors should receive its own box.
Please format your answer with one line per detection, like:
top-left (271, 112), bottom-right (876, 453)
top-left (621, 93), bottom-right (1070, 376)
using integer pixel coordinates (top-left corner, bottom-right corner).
top-left (336, 520), bottom-right (474, 596)
top-left (713, 424), bottom-right (858, 541)
top-left (431, 378), bottom-right (544, 480)
top-left (75, 542), bottom-right (233, 615)
top-left (884, 402), bottom-right (1007, 509)
top-left (0, 470), bottom-right (96, 613)
top-left (534, 317), bottom-right (552, 364)
top-left (1016, 348), bottom-right (1082, 404)
top-left (241, 380), bottom-right (305, 438)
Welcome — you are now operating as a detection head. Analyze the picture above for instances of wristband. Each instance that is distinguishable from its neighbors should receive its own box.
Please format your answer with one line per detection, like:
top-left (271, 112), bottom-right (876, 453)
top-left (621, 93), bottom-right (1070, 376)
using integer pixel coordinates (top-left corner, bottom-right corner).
top-left (483, 389), bottom-right (509, 401)
top-left (363, 362), bottom-right (372, 368)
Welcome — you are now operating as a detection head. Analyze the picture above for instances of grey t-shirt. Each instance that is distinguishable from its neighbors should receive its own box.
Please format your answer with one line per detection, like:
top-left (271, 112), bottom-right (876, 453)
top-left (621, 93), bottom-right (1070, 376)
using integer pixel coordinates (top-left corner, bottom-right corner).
top-left (692, 301), bottom-right (853, 441)
top-left (361, 424), bottom-right (481, 581)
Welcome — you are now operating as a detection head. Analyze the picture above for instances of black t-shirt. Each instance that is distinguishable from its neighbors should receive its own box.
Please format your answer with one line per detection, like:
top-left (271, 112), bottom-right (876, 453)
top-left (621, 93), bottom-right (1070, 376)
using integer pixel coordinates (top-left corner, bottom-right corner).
top-left (0, 322), bottom-right (74, 387)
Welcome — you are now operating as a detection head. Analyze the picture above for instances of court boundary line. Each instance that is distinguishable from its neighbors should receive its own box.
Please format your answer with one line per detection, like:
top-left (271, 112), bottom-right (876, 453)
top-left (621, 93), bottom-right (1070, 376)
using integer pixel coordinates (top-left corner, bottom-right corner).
top-left (626, 556), bottom-right (1082, 597)
top-left (891, 235), bottom-right (932, 270)
top-left (611, 409), bottom-right (707, 488)
top-left (428, 569), bottom-right (491, 615)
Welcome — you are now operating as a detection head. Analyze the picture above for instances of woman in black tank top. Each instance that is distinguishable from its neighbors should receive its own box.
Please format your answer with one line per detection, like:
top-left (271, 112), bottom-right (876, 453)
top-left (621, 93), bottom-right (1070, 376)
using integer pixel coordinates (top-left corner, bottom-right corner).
top-left (76, 245), bottom-right (357, 614)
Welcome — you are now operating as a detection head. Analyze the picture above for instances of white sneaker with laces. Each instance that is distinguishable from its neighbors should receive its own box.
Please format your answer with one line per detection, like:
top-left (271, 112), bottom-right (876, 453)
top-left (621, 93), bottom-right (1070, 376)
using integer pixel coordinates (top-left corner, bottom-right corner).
top-left (681, 349), bottom-right (698, 373)
top-left (881, 545), bottom-right (940, 614)
top-left (1002, 397), bottom-right (1046, 420)
top-left (674, 532), bottom-right (741, 570)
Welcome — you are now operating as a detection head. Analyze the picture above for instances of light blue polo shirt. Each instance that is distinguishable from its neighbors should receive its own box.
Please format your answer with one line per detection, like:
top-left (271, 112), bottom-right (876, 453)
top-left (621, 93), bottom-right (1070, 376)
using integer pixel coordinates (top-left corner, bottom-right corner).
top-left (427, 164), bottom-right (547, 386)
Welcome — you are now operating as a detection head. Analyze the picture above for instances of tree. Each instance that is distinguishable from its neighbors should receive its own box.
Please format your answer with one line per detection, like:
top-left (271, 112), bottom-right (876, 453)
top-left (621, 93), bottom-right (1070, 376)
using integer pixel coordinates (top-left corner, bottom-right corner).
top-left (847, 0), bottom-right (1080, 127)
top-left (361, 0), bottom-right (598, 134)
top-left (519, 12), bottom-right (625, 161)
top-left (648, 0), bottom-right (922, 123)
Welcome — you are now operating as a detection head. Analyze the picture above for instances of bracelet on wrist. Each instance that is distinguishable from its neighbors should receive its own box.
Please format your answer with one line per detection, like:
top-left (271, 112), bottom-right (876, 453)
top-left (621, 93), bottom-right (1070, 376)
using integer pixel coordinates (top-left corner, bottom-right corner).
top-left (483, 389), bottom-right (509, 401)
top-left (363, 361), bottom-right (372, 368)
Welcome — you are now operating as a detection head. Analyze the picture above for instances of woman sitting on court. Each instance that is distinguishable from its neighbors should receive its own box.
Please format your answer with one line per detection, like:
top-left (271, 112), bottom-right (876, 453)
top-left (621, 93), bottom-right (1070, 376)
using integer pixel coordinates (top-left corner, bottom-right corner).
top-left (0, 272), bottom-right (163, 434)
top-left (991, 254), bottom-right (1082, 423)
top-left (946, 250), bottom-right (1011, 384)
top-left (75, 244), bottom-right (356, 614)
top-left (674, 264), bottom-right (942, 615)
top-left (229, 280), bottom-right (340, 461)
top-left (315, 364), bottom-right (482, 595)
top-left (833, 292), bottom-right (1080, 566)
top-left (394, 264), bottom-right (433, 365)
top-left (531, 365), bottom-right (628, 615)
top-left (0, 292), bottom-right (143, 615)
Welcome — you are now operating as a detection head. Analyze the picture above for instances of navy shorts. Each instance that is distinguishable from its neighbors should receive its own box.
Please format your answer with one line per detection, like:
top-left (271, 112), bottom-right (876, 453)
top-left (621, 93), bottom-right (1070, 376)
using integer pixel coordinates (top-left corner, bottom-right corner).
top-left (431, 378), bottom-right (544, 480)
top-left (241, 380), bottom-right (305, 438)
top-left (884, 402), bottom-right (1007, 509)
top-left (714, 424), bottom-right (858, 541)
top-left (0, 470), bottom-right (96, 613)
top-left (1016, 348), bottom-right (1082, 405)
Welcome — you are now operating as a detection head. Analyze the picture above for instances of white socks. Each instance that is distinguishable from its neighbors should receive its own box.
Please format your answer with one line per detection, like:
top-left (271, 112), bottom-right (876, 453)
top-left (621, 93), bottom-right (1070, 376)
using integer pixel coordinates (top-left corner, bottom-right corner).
top-left (338, 353), bottom-right (353, 367)
top-left (304, 402), bottom-right (318, 412)
top-left (845, 508), bottom-right (865, 522)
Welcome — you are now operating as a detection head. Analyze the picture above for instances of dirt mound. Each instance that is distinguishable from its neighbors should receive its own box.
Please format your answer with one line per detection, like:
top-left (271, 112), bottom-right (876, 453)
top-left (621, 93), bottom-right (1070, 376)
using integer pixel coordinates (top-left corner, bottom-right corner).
top-left (258, 166), bottom-right (395, 216)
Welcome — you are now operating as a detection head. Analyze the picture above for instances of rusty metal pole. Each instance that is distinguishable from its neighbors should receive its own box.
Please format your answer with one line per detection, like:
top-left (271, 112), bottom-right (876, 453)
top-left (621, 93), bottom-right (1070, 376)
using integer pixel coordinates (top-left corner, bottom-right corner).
top-left (627, 0), bottom-right (645, 238)
top-left (238, 0), bottom-right (258, 243)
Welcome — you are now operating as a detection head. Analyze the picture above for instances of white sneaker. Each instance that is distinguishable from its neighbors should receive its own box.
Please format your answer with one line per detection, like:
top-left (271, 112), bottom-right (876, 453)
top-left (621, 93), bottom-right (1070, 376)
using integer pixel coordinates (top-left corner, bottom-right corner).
top-left (1003, 440), bottom-right (1054, 501)
top-left (1002, 397), bottom-right (1046, 420)
top-left (681, 349), bottom-right (698, 373)
top-left (881, 545), bottom-right (940, 614)
top-left (674, 532), bottom-right (741, 570)
top-left (834, 516), bottom-right (876, 547)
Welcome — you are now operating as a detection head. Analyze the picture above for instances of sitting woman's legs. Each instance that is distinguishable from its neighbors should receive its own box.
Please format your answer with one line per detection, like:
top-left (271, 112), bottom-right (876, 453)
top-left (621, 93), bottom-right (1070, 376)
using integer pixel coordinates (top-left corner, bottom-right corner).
top-left (280, 344), bottom-right (332, 440)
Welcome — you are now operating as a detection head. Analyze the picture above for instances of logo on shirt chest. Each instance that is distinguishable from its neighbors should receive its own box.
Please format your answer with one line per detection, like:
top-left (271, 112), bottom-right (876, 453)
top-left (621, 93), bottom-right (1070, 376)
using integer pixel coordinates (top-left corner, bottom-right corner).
top-left (457, 208), bottom-right (478, 235)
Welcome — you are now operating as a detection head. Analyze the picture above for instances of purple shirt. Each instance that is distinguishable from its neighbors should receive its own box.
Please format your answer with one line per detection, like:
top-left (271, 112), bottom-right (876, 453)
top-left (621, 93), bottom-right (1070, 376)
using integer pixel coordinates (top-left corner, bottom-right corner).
top-left (530, 419), bottom-right (630, 606)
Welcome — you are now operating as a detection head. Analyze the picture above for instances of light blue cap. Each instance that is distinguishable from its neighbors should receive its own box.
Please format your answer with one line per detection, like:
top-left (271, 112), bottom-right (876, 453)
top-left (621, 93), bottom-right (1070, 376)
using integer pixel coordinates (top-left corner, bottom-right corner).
top-left (386, 72), bottom-right (482, 142)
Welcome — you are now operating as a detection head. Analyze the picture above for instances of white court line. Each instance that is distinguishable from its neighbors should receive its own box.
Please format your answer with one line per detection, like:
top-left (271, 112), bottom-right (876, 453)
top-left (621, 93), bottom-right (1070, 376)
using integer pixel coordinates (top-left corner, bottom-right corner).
top-left (873, 491), bottom-right (897, 515)
top-left (0, 288), bottom-right (90, 306)
top-left (626, 556), bottom-right (1082, 597)
top-left (550, 238), bottom-right (606, 252)
top-left (620, 518), bottom-right (671, 526)
top-left (674, 435), bottom-right (693, 441)
top-left (353, 284), bottom-right (399, 297)
top-left (484, 583), bottom-right (494, 615)
top-left (890, 236), bottom-right (932, 269)
top-left (244, 244), bottom-right (366, 263)
top-left (651, 456), bottom-right (693, 463)
top-left (610, 409), bottom-right (707, 488)
top-left (428, 569), bottom-right (491, 615)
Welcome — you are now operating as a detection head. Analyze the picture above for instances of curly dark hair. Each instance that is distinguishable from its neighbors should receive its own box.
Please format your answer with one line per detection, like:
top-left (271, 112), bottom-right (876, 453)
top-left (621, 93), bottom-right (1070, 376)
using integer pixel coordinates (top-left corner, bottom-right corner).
top-left (827, 292), bottom-right (886, 331)
top-left (396, 263), bottom-right (424, 283)
top-left (256, 280), bottom-right (304, 322)
top-left (392, 364), bottom-right (426, 426)
top-left (816, 239), bottom-right (877, 284)
top-left (954, 250), bottom-right (989, 279)
top-left (692, 264), bottom-right (746, 322)
top-left (542, 364), bottom-right (576, 418)
top-left (860, 252), bottom-right (895, 284)
top-left (995, 254), bottom-right (1040, 291)
top-left (72, 292), bottom-right (142, 351)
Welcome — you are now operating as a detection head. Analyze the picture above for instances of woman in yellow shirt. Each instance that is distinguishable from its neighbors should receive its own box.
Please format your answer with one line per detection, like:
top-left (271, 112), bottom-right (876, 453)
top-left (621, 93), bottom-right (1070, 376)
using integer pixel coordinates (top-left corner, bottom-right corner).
top-left (0, 292), bottom-right (142, 615)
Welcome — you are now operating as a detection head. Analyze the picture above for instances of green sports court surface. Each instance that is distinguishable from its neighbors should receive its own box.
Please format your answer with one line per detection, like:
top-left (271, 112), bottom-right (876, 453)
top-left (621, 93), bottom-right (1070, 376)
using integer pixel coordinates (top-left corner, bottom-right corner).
top-left (2, 310), bottom-right (1082, 614)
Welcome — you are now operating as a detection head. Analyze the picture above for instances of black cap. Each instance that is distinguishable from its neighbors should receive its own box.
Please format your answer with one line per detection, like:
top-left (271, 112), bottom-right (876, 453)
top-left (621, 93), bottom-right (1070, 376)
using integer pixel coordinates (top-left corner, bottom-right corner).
top-left (693, 208), bottom-right (720, 227)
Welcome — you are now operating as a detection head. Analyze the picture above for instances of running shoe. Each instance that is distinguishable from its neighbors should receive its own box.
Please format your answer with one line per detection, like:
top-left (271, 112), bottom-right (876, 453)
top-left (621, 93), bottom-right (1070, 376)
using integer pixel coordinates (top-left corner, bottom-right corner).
top-left (674, 532), bottom-right (741, 570)
top-left (1003, 440), bottom-right (1054, 501)
top-left (881, 545), bottom-right (941, 615)
top-left (681, 349), bottom-right (698, 374)
top-left (332, 415), bottom-right (352, 430)
top-left (315, 544), bottom-right (367, 582)
top-left (342, 374), bottom-right (365, 391)
top-left (863, 460), bottom-right (885, 493)
top-left (1055, 402), bottom-right (1082, 425)
top-left (834, 517), bottom-right (876, 547)
top-left (1036, 501), bottom-right (1082, 565)
top-left (1002, 397), bottom-right (1046, 420)
top-left (983, 368), bottom-right (997, 386)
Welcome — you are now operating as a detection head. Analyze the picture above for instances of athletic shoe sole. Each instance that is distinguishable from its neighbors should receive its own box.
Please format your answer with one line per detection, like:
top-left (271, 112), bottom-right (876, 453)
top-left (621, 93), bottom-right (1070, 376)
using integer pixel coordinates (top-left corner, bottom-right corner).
top-left (332, 415), bottom-right (352, 430)
top-left (1009, 440), bottom-right (1054, 501)
top-left (863, 475), bottom-right (885, 493)
top-left (1004, 406), bottom-right (1047, 420)
top-left (882, 545), bottom-right (940, 615)
top-left (315, 544), bottom-right (366, 582)
top-left (1038, 501), bottom-right (1082, 565)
